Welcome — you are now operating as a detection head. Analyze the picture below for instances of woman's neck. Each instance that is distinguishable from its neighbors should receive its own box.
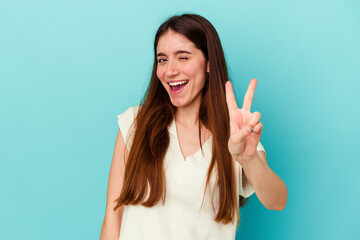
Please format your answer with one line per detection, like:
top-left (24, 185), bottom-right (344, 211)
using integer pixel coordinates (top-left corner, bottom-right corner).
top-left (175, 105), bottom-right (199, 127)
top-left (174, 98), bottom-right (201, 127)
top-left (174, 98), bottom-right (211, 144)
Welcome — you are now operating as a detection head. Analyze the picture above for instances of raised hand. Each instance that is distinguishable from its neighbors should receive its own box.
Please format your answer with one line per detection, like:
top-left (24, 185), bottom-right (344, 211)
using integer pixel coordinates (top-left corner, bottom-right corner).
top-left (225, 79), bottom-right (263, 164)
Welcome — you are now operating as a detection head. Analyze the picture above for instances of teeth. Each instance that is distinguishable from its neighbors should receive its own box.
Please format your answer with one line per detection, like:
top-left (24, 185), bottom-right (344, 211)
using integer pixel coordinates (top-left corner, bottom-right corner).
top-left (168, 80), bottom-right (188, 86)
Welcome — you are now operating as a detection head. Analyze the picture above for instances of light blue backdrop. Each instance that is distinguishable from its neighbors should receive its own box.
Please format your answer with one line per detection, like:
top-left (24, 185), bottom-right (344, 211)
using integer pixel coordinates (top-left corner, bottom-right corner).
top-left (1, 0), bottom-right (359, 239)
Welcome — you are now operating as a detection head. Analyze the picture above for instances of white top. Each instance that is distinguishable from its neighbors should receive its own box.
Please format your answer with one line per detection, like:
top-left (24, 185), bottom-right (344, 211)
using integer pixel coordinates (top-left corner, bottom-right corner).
top-left (117, 106), bottom-right (266, 240)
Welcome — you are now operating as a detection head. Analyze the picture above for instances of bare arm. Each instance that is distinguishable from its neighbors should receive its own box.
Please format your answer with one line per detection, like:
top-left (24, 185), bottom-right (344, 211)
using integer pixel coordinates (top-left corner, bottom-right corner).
top-left (100, 129), bottom-right (128, 240)
top-left (242, 151), bottom-right (288, 211)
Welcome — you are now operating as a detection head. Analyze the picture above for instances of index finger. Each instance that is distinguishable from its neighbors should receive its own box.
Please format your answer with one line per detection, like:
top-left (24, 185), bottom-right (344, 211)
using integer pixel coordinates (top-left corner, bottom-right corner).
top-left (242, 78), bottom-right (257, 111)
top-left (225, 81), bottom-right (239, 116)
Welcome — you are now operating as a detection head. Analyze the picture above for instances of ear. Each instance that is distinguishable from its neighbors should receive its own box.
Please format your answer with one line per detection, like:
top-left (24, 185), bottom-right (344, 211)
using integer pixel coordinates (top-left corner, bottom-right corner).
top-left (206, 61), bottom-right (210, 73)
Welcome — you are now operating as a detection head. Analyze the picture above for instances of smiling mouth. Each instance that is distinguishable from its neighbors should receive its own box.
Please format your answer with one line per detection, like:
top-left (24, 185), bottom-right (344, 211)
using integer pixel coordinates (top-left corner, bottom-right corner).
top-left (168, 80), bottom-right (189, 92)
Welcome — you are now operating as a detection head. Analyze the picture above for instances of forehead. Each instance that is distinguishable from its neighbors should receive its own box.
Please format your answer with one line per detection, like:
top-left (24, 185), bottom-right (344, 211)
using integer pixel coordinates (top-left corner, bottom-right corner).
top-left (156, 30), bottom-right (197, 53)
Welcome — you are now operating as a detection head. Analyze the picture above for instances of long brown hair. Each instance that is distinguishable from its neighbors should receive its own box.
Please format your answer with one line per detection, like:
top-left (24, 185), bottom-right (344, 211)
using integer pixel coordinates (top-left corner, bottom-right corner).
top-left (114, 14), bottom-right (246, 224)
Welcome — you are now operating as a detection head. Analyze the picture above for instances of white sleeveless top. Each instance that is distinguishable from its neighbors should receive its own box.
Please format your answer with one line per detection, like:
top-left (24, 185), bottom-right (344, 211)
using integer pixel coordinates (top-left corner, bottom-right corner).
top-left (117, 106), bottom-right (266, 240)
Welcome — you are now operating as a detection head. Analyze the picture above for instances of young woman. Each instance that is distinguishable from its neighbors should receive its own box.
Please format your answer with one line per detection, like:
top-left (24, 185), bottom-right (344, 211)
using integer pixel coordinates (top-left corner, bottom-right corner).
top-left (100, 14), bottom-right (287, 240)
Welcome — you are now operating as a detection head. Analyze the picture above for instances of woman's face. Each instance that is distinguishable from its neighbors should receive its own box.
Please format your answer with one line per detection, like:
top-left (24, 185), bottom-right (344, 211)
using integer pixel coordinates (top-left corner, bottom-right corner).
top-left (156, 30), bottom-right (209, 109)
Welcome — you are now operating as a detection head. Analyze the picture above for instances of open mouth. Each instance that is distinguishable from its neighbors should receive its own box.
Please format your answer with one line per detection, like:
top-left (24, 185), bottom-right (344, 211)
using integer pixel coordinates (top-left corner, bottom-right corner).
top-left (168, 80), bottom-right (189, 93)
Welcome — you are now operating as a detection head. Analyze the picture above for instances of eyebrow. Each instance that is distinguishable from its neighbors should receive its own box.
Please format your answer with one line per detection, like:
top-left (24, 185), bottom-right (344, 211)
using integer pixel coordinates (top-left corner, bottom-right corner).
top-left (156, 50), bottom-right (192, 57)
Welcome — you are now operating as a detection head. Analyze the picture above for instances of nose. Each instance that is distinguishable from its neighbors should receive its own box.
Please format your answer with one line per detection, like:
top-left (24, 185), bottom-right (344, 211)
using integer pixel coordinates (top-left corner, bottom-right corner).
top-left (165, 60), bottom-right (180, 78)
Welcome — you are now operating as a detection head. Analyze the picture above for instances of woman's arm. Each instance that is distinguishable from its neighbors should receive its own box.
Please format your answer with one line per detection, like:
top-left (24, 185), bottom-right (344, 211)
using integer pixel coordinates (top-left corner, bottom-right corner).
top-left (241, 151), bottom-right (287, 210)
top-left (100, 129), bottom-right (128, 240)
top-left (225, 80), bottom-right (287, 210)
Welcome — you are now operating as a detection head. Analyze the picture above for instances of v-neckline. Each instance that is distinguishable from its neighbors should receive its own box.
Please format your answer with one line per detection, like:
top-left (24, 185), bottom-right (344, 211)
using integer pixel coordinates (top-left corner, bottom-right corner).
top-left (170, 119), bottom-right (212, 162)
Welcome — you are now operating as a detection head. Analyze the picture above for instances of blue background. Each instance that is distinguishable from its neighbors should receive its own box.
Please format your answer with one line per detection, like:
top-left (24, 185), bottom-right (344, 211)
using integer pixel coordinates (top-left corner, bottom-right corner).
top-left (1, 0), bottom-right (359, 239)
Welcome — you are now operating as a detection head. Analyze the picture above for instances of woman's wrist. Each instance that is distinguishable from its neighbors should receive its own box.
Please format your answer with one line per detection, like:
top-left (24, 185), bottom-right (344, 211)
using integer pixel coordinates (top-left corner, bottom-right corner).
top-left (235, 152), bottom-right (267, 174)
top-left (232, 152), bottom-right (257, 166)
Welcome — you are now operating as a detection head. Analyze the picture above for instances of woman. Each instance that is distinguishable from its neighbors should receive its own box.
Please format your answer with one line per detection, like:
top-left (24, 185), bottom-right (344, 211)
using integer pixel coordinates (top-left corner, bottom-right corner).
top-left (100, 14), bottom-right (287, 240)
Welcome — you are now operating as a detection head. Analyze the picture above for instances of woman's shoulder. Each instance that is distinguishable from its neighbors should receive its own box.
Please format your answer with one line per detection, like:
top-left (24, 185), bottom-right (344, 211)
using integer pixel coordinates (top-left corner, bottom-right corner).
top-left (117, 105), bottom-right (141, 120)
top-left (117, 105), bottom-right (142, 131)
top-left (117, 105), bottom-right (142, 150)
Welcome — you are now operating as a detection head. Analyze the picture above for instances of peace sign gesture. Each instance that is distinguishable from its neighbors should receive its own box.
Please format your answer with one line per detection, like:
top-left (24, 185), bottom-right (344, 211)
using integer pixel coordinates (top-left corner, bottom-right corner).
top-left (225, 79), bottom-right (263, 165)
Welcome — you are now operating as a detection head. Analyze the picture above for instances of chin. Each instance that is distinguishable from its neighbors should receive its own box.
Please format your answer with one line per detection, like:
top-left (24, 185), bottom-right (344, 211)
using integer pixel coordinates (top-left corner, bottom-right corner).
top-left (169, 97), bottom-right (187, 108)
top-left (170, 100), bottom-right (184, 108)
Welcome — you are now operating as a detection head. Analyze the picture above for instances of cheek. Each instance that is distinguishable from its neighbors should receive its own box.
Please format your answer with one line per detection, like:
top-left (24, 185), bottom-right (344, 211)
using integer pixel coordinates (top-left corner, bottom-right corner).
top-left (156, 68), bottom-right (161, 80)
top-left (182, 65), bottom-right (196, 77)
top-left (184, 62), bottom-right (206, 78)
top-left (156, 65), bottom-right (163, 80)
top-left (156, 68), bottom-right (167, 88)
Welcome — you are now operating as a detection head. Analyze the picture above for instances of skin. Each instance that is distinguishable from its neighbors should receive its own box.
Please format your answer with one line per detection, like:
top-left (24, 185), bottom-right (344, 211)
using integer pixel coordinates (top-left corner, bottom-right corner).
top-left (100, 30), bottom-right (288, 239)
